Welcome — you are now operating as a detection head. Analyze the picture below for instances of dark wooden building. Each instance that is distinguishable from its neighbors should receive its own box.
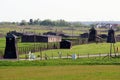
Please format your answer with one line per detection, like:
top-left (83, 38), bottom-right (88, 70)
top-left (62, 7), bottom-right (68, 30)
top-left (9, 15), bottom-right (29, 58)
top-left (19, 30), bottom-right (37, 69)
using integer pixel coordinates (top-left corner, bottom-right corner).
top-left (43, 31), bottom-right (71, 37)
top-left (98, 34), bottom-right (108, 39)
top-left (80, 33), bottom-right (89, 38)
top-left (8, 31), bottom-right (23, 37)
top-left (60, 40), bottom-right (72, 49)
top-left (115, 35), bottom-right (120, 42)
top-left (21, 34), bottom-right (61, 43)
top-left (43, 32), bottom-right (57, 36)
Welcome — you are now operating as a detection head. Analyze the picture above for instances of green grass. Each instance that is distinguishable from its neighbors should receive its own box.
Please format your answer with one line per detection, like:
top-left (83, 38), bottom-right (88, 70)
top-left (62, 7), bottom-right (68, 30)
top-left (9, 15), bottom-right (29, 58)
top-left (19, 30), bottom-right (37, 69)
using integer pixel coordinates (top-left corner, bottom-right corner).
top-left (0, 25), bottom-right (84, 35)
top-left (0, 38), bottom-right (6, 48)
top-left (0, 56), bottom-right (119, 80)
top-left (0, 57), bottom-right (120, 66)
top-left (0, 65), bottom-right (120, 80)
top-left (0, 57), bottom-right (120, 80)
top-left (31, 42), bottom-right (120, 57)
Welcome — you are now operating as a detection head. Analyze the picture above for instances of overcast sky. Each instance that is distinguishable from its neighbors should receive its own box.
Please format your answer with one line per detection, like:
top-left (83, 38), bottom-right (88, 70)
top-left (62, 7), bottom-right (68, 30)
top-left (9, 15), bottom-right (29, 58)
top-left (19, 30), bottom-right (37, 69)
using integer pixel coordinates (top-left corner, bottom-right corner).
top-left (0, 0), bottom-right (120, 22)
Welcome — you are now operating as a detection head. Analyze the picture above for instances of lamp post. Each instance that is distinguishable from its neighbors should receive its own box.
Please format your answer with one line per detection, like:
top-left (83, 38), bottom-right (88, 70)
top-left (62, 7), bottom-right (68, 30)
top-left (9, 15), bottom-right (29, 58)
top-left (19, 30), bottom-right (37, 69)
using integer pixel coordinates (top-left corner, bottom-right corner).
top-left (34, 29), bottom-right (36, 52)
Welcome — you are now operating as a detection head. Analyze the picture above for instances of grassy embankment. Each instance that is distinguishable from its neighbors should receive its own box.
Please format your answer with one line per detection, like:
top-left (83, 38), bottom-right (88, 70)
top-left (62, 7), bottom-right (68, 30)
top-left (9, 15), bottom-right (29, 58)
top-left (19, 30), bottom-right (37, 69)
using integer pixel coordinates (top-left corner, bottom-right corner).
top-left (0, 57), bottom-right (120, 66)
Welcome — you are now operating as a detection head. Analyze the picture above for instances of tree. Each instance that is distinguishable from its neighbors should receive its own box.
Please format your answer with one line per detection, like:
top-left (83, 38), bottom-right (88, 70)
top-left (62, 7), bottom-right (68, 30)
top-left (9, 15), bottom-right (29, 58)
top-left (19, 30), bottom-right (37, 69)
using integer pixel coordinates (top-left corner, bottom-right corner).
top-left (29, 19), bottom-right (34, 25)
top-left (90, 24), bottom-right (96, 27)
top-left (56, 20), bottom-right (70, 26)
top-left (33, 19), bottom-right (40, 25)
top-left (71, 22), bottom-right (85, 27)
top-left (40, 19), bottom-right (54, 26)
top-left (20, 20), bottom-right (27, 26)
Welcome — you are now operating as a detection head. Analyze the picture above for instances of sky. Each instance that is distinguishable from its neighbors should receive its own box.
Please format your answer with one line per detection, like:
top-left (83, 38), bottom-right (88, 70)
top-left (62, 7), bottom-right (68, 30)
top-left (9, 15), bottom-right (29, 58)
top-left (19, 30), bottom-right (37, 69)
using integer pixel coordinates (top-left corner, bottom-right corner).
top-left (0, 0), bottom-right (120, 22)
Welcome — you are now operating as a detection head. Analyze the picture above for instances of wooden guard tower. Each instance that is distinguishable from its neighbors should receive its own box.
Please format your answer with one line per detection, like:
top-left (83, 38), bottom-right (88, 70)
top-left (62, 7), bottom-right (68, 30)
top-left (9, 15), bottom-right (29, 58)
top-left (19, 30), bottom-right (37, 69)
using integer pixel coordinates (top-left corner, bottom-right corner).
top-left (88, 27), bottom-right (97, 43)
top-left (107, 28), bottom-right (116, 57)
top-left (4, 33), bottom-right (18, 59)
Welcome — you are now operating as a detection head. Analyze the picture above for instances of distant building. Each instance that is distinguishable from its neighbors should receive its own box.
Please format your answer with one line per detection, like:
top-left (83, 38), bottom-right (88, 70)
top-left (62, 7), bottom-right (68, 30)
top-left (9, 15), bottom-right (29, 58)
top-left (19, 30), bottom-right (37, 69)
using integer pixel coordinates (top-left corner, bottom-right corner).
top-left (80, 33), bottom-right (89, 38)
top-left (43, 32), bottom-right (57, 36)
top-left (98, 34), bottom-right (108, 39)
top-left (7, 31), bottom-right (23, 37)
top-left (43, 31), bottom-right (71, 37)
top-left (116, 35), bottom-right (120, 42)
top-left (21, 34), bottom-right (62, 43)
top-left (96, 23), bottom-right (118, 28)
top-left (0, 33), bottom-right (4, 38)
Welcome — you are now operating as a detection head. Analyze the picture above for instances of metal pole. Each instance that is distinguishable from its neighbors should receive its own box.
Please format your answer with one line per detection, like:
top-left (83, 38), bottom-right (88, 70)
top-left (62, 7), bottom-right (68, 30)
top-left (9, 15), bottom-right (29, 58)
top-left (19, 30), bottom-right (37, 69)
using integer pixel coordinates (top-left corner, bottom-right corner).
top-left (52, 53), bottom-right (53, 59)
top-left (88, 53), bottom-right (89, 58)
top-left (113, 43), bottom-right (116, 57)
top-left (34, 29), bottom-right (36, 52)
top-left (40, 48), bottom-right (42, 60)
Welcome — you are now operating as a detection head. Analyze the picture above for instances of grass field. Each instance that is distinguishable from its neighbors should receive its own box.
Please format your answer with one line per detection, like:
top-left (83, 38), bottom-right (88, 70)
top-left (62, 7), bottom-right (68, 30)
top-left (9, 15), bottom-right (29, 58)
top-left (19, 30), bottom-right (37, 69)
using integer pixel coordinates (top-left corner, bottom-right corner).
top-left (32, 42), bottom-right (120, 57)
top-left (0, 26), bottom-right (120, 80)
top-left (2, 25), bottom-right (120, 36)
top-left (0, 56), bottom-right (119, 80)
top-left (0, 25), bottom-right (84, 35)
top-left (0, 65), bottom-right (120, 80)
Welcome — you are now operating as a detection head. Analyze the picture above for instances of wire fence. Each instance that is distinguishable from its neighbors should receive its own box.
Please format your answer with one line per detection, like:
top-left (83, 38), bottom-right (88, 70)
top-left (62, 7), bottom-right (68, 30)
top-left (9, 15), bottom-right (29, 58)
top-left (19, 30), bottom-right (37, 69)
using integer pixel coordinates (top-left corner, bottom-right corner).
top-left (0, 38), bottom-right (82, 59)
top-left (1, 38), bottom-right (120, 60)
top-left (18, 52), bottom-right (120, 60)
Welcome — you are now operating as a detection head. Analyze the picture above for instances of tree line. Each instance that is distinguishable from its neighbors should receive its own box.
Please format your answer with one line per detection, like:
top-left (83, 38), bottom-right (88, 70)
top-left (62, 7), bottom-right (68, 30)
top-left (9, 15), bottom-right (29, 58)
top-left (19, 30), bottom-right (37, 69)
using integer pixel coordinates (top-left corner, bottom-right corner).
top-left (0, 19), bottom-right (88, 27)
top-left (20, 19), bottom-right (87, 27)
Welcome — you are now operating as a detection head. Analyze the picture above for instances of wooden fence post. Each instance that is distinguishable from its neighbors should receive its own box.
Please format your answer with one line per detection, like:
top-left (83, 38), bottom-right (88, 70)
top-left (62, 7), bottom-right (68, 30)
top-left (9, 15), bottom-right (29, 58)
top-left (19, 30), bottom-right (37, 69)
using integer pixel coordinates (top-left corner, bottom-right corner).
top-left (78, 54), bottom-right (79, 58)
top-left (52, 53), bottom-right (53, 59)
top-left (99, 53), bottom-right (101, 58)
top-left (67, 53), bottom-right (68, 59)
top-left (108, 53), bottom-right (110, 59)
top-left (40, 48), bottom-right (42, 60)
top-left (88, 53), bottom-right (89, 58)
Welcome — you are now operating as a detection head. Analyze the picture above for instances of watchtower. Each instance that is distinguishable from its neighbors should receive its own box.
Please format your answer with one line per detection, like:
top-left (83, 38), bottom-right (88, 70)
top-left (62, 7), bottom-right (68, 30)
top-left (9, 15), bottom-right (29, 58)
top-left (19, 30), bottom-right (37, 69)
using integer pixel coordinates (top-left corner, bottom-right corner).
top-left (88, 27), bottom-right (97, 42)
top-left (107, 28), bottom-right (116, 43)
top-left (4, 33), bottom-right (18, 59)
top-left (107, 28), bottom-right (116, 57)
